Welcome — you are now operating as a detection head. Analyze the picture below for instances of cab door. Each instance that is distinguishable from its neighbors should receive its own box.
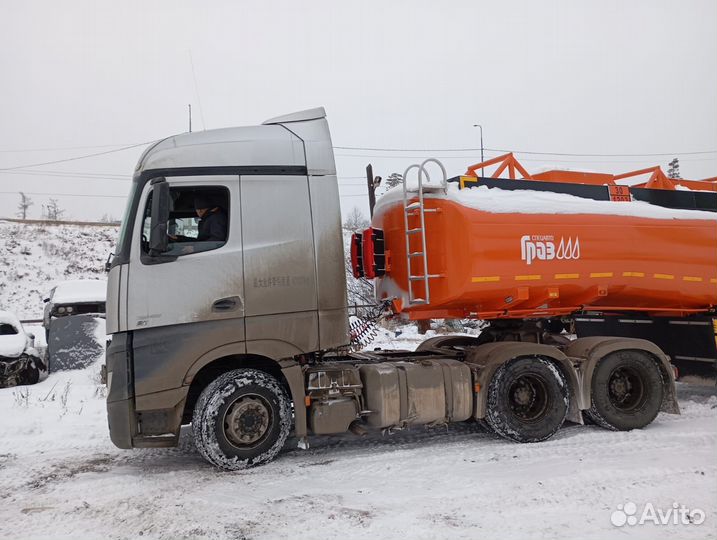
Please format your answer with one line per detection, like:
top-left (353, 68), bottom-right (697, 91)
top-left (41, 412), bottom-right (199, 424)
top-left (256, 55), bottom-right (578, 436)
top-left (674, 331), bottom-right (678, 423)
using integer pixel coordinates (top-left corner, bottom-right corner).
top-left (125, 175), bottom-right (244, 339)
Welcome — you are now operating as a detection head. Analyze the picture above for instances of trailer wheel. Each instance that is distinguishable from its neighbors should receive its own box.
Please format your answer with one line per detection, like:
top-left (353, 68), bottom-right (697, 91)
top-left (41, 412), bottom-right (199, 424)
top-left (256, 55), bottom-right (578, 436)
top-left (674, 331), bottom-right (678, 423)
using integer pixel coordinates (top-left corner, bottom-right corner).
top-left (584, 351), bottom-right (663, 431)
top-left (192, 369), bottom-right (291, 470)
top-left (486, 357), bottom-right (569, 443)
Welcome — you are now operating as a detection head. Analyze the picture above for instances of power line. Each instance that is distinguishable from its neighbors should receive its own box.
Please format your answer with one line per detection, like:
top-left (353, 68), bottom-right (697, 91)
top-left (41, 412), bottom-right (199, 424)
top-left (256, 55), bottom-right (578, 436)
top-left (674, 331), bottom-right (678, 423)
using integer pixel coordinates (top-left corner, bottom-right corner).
top-left (1, 138), bottom-right (712, 169)
top-left (0, 191), bottom-right (127, 199)
top-left (332, 145), bottom-right (717, 157)
top-left (0, 141), bottom-right (156, 171)
top-left (0, 142), bottom-right (146, 154)
top-left (0, 169), bottom-right (130, 180)
top-left (334, 152), bottom-right (717, 164)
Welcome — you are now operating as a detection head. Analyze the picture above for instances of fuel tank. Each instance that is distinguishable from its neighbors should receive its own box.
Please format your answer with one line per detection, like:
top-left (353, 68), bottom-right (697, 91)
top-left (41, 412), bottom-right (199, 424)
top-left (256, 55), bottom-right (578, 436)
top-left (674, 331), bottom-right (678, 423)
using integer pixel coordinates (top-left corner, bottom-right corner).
top-left (371, 183), bottom-right (717, 320)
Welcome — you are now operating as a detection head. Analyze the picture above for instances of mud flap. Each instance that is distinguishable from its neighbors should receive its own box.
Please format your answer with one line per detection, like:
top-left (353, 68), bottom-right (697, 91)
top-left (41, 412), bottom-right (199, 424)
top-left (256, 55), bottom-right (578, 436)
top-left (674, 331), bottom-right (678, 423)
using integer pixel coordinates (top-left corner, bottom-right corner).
top-left (48, 315), bottom-right (105, 371)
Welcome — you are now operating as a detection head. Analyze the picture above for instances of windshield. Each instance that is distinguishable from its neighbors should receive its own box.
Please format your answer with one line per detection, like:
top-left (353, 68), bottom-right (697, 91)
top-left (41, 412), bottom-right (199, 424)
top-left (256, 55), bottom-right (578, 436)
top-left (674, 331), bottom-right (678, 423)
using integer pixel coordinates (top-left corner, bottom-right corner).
top-left (115, 181), bottom-right (139, 256)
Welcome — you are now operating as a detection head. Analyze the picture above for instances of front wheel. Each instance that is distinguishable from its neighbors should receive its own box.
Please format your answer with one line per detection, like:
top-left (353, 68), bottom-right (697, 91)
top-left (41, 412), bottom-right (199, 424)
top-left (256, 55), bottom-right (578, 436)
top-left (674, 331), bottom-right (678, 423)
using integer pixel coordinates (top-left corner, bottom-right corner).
top-left (192, 369), bottom-right (292, 470)
top-left (584, 351), bottom-right (663, 431)
top-left (486, 356), bottom-right (569, 443)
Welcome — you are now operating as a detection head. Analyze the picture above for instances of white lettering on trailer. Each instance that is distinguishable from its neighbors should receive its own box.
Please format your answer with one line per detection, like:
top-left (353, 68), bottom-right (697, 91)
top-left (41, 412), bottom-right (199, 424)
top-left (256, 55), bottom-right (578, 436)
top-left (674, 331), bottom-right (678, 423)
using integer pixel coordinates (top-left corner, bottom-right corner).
top-left (521, 235), bottom-right (581, 265)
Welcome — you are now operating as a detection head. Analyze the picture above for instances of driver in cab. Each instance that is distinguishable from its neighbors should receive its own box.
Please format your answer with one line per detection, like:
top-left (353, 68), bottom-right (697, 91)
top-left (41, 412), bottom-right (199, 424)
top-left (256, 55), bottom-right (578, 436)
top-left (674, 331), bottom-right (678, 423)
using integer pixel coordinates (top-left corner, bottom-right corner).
top-left (194, 195), bottom-right (227, 242)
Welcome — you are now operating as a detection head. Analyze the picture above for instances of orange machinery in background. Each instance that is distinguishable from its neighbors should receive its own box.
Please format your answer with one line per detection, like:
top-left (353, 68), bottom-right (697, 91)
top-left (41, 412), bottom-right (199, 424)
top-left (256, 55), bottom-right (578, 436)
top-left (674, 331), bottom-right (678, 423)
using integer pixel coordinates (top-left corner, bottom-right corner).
top-left (464, 152), bottom-right (717, 192)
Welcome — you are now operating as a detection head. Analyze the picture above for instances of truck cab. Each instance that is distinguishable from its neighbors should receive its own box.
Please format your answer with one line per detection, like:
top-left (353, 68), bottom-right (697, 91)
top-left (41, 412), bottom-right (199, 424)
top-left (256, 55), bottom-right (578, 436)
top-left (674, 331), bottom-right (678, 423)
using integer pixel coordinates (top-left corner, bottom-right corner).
top-left (105, 108), bottom-right (348, 452)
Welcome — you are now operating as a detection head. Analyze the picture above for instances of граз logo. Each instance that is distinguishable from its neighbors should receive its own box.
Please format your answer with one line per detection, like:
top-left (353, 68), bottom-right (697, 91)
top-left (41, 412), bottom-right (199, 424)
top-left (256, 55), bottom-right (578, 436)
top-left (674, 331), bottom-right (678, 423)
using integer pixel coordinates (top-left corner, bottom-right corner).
top-left (611, 501), bottom-right (706, 527)
top-left (520, 235), bottom-right (580, 265)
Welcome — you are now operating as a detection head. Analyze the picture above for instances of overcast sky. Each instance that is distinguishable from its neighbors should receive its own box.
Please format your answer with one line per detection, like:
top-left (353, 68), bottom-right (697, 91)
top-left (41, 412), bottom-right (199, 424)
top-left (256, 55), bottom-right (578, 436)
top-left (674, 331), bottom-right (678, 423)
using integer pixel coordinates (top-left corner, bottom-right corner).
top-left (1, 0), bottom-right (715, 221)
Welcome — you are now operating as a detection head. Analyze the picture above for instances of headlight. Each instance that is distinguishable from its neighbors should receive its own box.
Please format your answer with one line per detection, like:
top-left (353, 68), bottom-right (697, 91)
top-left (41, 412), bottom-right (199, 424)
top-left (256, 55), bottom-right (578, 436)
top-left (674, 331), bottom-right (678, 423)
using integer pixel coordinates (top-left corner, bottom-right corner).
top-left (57, 307), bottom-right (66, 314)
top-left (66, 306), bottom-right (74, 313)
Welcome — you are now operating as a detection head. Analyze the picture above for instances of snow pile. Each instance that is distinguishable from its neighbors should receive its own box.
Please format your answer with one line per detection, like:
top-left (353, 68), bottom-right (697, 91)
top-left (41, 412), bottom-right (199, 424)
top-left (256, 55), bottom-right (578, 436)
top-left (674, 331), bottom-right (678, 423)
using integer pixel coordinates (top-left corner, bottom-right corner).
top-left (375, 183), bottom-right (717, 221)
top-left (50, 280), bottom-right (107, 304)
top-left (0, 221), bottom-right (117, 319)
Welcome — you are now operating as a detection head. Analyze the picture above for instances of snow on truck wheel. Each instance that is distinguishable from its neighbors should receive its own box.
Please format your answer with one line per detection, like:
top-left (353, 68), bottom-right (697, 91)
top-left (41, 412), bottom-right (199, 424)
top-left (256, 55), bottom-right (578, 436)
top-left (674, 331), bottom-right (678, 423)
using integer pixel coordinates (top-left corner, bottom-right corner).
top-left (192, 369), bottom-right (292, 470)
top-left (486, 356), bottom-right (569, 443)
top-left (584, 350), bottom-right (664, 431)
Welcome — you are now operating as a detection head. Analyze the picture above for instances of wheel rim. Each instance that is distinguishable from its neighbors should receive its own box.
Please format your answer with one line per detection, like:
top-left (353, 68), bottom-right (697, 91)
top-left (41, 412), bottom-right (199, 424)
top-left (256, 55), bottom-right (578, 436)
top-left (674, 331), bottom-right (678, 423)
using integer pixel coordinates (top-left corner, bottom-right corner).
top-left (223, 395), bottom-right (272, 448)
top-left (508, 374), bottom-right (551, 422)
top-left (607, 366), bottom-right (646, 412)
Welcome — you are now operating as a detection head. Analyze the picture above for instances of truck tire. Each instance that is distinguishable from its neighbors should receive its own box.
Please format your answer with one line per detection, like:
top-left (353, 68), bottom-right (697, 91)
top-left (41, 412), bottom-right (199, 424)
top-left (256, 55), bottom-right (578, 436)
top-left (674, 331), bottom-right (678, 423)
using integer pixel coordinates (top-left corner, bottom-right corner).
top-left (486, 356), bottom-right (569, 443)
top-left (584, 350), bottom-right (664, 431)
top-left (192, 369), bottom-right (292, 470)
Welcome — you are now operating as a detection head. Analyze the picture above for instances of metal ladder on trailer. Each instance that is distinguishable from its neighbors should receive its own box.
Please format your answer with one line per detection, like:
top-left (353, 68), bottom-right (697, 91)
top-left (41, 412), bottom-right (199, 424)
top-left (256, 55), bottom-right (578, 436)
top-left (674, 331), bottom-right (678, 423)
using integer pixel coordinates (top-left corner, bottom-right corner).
top-left (402, 158), bottom-right (447, 306)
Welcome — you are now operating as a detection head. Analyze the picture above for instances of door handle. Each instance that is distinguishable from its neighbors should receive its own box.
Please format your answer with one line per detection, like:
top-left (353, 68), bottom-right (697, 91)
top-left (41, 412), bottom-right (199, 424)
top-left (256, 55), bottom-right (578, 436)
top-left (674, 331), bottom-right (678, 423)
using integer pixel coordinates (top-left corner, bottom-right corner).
top-left (212, 296), bottom-right (242, 312)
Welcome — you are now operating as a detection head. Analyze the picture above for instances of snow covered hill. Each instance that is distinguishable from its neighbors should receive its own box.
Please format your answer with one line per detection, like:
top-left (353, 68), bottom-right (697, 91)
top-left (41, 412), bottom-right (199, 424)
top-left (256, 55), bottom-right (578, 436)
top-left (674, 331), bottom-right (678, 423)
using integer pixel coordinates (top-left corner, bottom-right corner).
top-left (0, 220), bottom-right (117, 319)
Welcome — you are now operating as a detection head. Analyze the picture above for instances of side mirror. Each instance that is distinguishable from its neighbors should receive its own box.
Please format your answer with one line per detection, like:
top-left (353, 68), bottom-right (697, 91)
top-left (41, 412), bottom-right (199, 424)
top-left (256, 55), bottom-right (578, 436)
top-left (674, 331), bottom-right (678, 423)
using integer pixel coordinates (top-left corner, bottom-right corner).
top-left (149, 179), bottom-right (170, 256)
top-left (104, 252), bottom-right (114, 273)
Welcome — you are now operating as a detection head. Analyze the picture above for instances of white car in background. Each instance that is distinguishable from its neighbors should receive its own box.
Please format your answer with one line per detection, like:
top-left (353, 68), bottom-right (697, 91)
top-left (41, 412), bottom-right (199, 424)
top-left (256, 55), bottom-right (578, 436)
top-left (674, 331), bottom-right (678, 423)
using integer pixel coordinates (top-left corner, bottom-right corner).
top-left (42, 279), bottom-right (107, 339)
top-left (0, 310), bottom-right (47, 388)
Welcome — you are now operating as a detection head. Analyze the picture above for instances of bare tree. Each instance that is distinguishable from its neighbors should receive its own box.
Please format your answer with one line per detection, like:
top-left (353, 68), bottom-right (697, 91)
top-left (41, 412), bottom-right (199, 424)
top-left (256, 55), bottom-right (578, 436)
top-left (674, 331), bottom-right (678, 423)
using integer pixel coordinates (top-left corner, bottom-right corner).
top-left (667, 158), bottom-right (681, 179)
top-left (341, 207), bottom-right (375, 316)
top-left (345, 257), bottom-right (377, 314)
top-left (384, 172), bottom-right (403, 189)
top-left (16, 192), bottom-right (33, 220)
top-left (45, 198), bottom-right (65, 221)
top-left (375, 172), bottom-right (403, 197)
top-left (342, 207), bottom-right (369, 233)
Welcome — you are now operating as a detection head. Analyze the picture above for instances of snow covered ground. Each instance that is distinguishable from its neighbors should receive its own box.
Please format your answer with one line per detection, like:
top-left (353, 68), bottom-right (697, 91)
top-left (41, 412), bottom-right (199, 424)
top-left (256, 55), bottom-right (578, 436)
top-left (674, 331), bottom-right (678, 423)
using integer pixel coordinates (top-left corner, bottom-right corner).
top-left (0, 325), bottom-right (715, 540)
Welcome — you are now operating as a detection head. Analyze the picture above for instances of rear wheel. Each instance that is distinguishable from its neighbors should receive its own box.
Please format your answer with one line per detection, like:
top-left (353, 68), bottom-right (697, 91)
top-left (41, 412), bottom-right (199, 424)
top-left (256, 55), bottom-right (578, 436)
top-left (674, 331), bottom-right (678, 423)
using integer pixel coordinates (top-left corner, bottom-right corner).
top-left (486, 356), bottom-right (569, 443)
top-left (192, 369), bottom-right (291, 470)
top-left (584, 350), bottom-right (663, 431)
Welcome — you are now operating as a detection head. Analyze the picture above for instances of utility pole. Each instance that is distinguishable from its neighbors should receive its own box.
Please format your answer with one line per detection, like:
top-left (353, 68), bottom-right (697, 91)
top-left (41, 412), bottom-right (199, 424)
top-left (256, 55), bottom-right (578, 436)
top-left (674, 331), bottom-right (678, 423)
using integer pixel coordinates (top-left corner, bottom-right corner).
top-left (188, 104), bottom-right (192, 133)
top-left (472, 124), bottom-right (484, 168)
top-left (366, 164), bottom-right (376, 217)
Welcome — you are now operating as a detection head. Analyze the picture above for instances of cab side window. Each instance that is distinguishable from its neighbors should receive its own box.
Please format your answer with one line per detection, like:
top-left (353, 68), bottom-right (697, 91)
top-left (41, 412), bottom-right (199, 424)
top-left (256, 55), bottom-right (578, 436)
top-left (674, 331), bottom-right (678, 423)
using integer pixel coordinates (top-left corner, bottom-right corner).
top-left (141, 184), bottom-right (230, 258)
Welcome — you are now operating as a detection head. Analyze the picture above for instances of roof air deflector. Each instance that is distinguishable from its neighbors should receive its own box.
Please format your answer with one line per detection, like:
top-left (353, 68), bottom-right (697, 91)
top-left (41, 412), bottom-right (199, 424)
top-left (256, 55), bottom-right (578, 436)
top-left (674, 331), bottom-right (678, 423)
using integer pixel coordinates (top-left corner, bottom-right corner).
top-left (262, 107), bottom-right (326, 125)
